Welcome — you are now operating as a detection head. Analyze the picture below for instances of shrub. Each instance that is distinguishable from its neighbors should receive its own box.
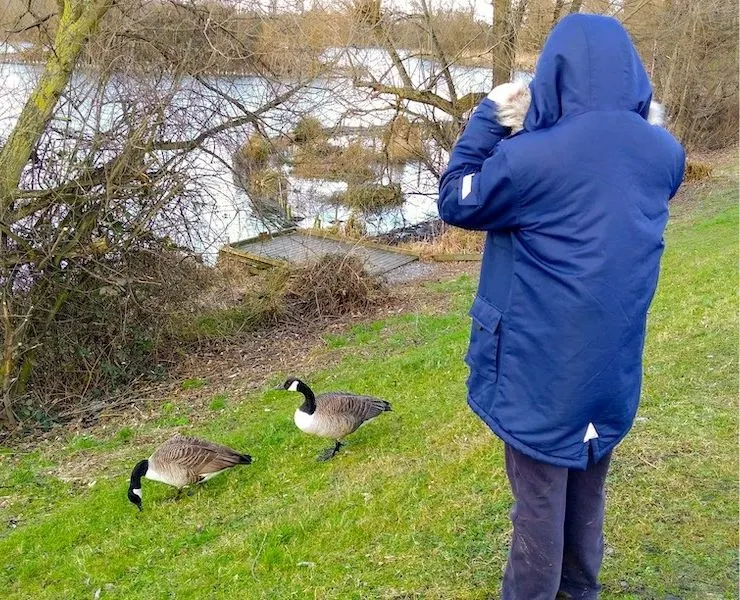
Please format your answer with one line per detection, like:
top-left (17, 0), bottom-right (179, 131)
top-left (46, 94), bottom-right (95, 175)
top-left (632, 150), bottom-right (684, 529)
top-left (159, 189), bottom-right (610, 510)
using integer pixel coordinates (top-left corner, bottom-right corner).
top-left (383, 116), bottom-right (425, 164)
top-left (237, 134), bottom-right (273, 170)
top-left (11, 246), bottom-right (387, 425)
top-left (293, 116), bottom-right (325, 145)
top-left (330, 183), bottom-right (404, 212)
top-left (283, 254), bottom-right (384, 318)
top-left (292, 141), bottom-right (377, 184)
top-left (243, 169), bottom-right (291, 226)
top-left (684, 161), bottom-right (713, 183)
top-left (342, 213), bottom-right (367, 238)
top-left (245, 169), bottom-right (289, 201)
top-left (16, 249), bottom-right (216, 420)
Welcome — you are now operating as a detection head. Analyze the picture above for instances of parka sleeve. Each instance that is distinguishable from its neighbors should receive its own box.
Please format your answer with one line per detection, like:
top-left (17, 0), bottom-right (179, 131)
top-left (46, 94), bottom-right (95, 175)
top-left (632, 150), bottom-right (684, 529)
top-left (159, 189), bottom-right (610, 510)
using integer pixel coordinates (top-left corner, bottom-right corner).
top-left (438, 98), bottom-right (521, 231)
top-left (669, 145), bottom-right (686, 199)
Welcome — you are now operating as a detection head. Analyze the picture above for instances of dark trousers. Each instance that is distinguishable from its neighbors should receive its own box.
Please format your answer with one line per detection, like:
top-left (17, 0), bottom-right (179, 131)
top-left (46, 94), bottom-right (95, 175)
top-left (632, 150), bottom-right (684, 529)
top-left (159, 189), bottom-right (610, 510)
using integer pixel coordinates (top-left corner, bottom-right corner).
top-left (502, 444), bottom-right (612, 600)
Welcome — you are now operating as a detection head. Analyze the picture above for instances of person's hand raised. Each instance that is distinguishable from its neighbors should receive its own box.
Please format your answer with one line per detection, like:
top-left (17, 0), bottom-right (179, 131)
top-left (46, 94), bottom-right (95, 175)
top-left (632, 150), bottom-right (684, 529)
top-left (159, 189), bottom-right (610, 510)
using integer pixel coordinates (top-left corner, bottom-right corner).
top-left (487, 81), bottom-right (531, 134)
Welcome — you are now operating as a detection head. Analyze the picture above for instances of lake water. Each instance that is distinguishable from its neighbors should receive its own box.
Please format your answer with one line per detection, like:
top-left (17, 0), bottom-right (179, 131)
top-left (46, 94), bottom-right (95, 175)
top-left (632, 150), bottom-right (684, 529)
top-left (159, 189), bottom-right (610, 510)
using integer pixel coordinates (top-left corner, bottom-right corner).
top-left (0, 48), bottom-right (530, 261)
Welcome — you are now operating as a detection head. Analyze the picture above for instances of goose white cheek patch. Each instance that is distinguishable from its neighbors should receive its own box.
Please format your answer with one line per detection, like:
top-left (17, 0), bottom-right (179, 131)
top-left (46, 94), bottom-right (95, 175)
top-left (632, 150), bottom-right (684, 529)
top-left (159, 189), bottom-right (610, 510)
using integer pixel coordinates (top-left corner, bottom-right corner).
top-left (133, 489), bottom-right (142, 498)
top-left (288, 381), bottom-right (300, 392)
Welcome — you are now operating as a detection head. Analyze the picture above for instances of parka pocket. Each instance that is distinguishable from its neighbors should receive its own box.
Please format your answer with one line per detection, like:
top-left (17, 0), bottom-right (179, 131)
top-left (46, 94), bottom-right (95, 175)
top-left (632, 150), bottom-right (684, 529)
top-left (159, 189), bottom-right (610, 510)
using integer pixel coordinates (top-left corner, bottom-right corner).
top-left (465, 296), bottom-right (503, 382)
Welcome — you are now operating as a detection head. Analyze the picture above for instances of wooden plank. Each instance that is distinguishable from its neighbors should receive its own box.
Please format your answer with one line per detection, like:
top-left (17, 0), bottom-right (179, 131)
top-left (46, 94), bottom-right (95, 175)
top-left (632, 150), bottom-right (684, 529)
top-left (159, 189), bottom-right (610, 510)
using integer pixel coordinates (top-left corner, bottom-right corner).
top-left (230, 228), bottom-right (297, 249)
top-left (299, 229), bottom-right (421, 258)
top-left (224, 228), bottom-right (420, 276)
top-left (430, 253), bottom-right (482, 262)
top-left (219, 246), bottom-right (288, 268)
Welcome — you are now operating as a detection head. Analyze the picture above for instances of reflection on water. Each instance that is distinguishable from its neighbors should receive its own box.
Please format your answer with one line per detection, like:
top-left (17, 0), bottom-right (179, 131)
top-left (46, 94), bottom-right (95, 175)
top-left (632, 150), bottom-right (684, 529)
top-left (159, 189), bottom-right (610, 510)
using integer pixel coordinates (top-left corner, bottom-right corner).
top-left (0, 52), bottom-right (530, 262)
top-left (222, 161), bottom-right (439, 244)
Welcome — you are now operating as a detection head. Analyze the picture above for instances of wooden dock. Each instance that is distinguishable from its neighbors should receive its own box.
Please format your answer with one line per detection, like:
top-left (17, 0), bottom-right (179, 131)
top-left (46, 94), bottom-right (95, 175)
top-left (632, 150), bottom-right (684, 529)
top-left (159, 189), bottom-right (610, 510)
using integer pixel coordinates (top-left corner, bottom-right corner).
top-left (220, 229), bottom-right (420, 276)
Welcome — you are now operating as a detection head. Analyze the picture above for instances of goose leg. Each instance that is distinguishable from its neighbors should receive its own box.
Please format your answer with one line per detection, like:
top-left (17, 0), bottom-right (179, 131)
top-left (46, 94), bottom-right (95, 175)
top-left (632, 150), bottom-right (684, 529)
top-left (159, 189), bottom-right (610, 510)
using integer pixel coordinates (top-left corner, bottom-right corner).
top-left (317, 440), bottom-right (344, 462)
top-left (174, 488), bottom-right (184, 500)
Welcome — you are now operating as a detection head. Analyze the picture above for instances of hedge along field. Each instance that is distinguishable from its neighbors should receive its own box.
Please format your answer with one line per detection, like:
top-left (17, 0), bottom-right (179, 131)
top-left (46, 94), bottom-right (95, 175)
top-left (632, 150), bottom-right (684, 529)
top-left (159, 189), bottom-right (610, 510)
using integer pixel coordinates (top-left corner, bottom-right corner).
top-left (0, 169), bottom-right (737, 599)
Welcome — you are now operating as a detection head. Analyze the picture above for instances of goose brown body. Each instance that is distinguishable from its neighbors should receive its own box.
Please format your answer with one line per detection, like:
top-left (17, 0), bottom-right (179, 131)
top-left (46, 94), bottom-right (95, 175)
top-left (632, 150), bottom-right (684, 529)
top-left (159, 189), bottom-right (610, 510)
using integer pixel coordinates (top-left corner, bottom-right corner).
top-left (280, 378), bottom-right (391, 460)
top-left (147, 435), bottom-right (252, 488)
top-left (294, 392), bottom-right (391, 439)
top-left (128, 435), bottom-right (251, 509)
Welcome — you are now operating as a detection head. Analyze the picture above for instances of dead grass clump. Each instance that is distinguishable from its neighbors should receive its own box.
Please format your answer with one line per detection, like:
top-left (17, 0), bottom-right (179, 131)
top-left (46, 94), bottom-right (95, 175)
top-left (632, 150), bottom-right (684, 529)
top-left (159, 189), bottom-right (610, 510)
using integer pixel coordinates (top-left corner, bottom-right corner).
top-left (246, 169), bottom-right (289, 200)
top-left (342, 214), bottom-right (367, 238)
top-left (189, 268), bottom-right (289, 340)
top-left (284, 254), bottom-right (385, 318)
top-left (235, 134), bottom-right (273, 172)
top-left (383, 116), bottom-right (425, 164)
top-left (684, 160), bottom-right (713, 183)
top-left (331, 183), bottom-right (404, 212)
top-left (189, 254), bottom-right (386, 337)
top-left (402, 226), bottom-right (484, 257)
top-left (292, 141), bottom-right (377, 184)
top-left (293, 116), bottom-right (325, 146)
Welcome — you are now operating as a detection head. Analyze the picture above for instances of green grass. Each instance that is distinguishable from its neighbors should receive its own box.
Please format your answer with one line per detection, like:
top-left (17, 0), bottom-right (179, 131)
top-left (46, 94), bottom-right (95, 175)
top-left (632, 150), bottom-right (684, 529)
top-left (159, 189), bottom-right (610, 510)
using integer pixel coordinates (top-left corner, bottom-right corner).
top-left (210, 394), bottom-right (229, 412)
top-left (0, 178), bottom-right (737, 599)
top-left (181, 377), bottom-right (207, 391)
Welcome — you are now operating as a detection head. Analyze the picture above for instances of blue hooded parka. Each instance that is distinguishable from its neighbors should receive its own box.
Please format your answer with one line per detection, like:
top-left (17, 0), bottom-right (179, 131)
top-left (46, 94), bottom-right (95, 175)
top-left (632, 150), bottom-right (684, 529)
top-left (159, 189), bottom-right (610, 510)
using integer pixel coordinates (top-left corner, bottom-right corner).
top-left (438, 14), bottom-right (685, 468)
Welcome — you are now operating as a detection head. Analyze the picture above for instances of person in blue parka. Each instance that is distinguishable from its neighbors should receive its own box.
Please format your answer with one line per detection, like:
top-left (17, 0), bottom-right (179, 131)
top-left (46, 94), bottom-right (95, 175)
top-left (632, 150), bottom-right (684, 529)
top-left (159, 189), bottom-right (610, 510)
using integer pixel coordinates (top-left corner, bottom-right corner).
top-left (438, 13), bottom-right (685, 600)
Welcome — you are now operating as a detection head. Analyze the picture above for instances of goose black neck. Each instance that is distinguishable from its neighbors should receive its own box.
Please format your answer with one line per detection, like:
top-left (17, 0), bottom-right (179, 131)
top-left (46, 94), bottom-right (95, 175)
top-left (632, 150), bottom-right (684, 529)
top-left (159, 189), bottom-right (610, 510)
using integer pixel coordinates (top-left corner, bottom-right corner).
top-left (129, 459), bottom-right (148, 489)
top-left (297, 381), bottom-right (316, 415)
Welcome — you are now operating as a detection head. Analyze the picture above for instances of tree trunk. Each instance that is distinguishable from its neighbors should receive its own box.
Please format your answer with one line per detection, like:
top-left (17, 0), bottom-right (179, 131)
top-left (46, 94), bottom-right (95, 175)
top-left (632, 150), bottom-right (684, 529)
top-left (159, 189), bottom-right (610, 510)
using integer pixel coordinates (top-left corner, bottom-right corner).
top-left (0, 0), bottom-right (112, 209)
top-left (1, 295), bottom-right (18, 426)
top-left (503, 0), bottom-right (529, 72)
top-left (0, 0), bottom-right (112, 427)
top-left (552, 0), bottom-right (565, 26)
top-left (420, 0), bottom-right (456, 103)
top-left (492, 0), bottom-right (513, 86)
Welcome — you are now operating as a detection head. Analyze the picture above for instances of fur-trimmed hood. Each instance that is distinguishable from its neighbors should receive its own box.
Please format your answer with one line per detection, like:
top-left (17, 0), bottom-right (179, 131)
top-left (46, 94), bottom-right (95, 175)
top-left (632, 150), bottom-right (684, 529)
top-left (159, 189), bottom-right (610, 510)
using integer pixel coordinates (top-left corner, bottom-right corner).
top-left (491, 14), bottom-right (663, 133)
top-left (491, 81), bottom-right (665, 133)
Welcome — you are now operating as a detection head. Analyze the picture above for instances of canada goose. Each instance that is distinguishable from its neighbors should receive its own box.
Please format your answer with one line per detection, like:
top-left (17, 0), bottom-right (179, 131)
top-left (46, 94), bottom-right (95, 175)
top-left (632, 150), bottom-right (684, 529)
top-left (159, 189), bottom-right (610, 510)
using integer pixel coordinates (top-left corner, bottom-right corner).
top-left (127, 434), bottom-right (252, 510)
top-left (277, 378), bottom-right (391, 461)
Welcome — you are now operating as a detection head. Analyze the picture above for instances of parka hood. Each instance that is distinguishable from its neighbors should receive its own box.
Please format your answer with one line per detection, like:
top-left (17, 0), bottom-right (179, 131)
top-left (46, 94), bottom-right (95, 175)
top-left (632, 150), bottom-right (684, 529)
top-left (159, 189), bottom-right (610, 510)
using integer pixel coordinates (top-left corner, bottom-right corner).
top-left (524, 14), bottom-right (653, 131)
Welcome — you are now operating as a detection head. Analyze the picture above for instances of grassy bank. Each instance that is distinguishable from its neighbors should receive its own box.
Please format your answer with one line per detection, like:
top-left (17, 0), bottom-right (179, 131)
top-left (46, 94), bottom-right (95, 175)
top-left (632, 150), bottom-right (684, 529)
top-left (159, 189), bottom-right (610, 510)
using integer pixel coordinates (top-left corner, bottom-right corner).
top-left (0, 170), bottom-right (737, 599)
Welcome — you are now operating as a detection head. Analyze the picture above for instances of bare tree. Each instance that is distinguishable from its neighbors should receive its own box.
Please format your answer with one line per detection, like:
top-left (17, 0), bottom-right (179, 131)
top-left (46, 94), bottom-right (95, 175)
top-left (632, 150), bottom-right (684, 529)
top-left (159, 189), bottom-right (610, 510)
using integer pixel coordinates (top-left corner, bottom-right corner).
top-left (492, 0), bottom-right (529, 85)
top-left (642, 0), bottom-right (738, 148)
top-left (552, 0), bottom-right (565, 25)
top-left (0, 0), bottom-right (324, 425)
top-left (0, 0), bottom-right (114, 425)
top-left (492, 0), bottom-right (512, 85)
top-left (351, 0), bottom-right (528, 151)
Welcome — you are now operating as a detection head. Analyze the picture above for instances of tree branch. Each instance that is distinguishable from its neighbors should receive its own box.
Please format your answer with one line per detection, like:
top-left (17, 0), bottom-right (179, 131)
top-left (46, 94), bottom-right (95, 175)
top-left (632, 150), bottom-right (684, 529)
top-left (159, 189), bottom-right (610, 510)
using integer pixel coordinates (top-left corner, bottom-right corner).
top-left (419, 0), bottom-right (457, 102)
top-left (354, 79), bottom-right (456, 116)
